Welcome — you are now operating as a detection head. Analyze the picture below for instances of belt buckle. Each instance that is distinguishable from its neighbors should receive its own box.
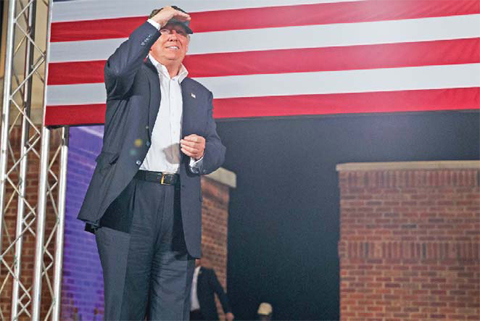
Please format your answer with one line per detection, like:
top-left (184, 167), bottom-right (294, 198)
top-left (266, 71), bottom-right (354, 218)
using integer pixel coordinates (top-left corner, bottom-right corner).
top-left (160, 173), bottom-right (166, 185)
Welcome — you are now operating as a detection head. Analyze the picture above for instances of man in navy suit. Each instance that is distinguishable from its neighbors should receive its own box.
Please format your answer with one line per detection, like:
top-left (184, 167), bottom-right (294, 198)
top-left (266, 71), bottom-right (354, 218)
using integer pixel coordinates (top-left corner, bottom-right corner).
top-left (78, 6), bottom-right (226, 320)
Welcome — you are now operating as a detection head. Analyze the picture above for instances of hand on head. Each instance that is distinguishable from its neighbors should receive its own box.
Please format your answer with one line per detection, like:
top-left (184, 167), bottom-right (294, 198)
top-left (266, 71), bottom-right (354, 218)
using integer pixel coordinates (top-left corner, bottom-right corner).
top-left (150, 6), bottom-right (190, 27)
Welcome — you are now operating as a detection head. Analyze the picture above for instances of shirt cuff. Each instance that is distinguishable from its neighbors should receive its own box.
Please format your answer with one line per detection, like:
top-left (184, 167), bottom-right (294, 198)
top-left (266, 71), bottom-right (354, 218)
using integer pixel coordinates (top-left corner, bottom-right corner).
top-left (147, 19), bottom-right (161, 30)
top-left (189, 156), bottom-right (204, 174)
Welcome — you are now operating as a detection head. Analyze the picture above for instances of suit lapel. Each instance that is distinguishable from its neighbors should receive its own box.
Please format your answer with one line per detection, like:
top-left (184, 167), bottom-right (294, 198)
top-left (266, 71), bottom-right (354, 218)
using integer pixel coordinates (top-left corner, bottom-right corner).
top-left (181, 78), bottom-right (194, 138)
top-left (145, 59), bottom-right (161, 139)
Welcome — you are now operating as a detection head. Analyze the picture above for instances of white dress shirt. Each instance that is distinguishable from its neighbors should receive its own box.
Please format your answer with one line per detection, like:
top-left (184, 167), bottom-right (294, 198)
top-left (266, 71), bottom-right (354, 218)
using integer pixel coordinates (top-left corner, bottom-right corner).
top-left (140, 19), bottom-right (202, 173)
top-left (139, 54), bottom-right (187, 173)
top-left (190, 266), bottom-right (201, 310)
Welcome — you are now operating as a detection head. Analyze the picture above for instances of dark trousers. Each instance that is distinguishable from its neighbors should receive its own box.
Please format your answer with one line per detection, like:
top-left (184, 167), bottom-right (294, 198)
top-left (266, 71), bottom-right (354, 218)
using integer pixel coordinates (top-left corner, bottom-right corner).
top-left (95, 176), bottom-right (195, 321)
top-left (189, 310), bottom-right (204, 320)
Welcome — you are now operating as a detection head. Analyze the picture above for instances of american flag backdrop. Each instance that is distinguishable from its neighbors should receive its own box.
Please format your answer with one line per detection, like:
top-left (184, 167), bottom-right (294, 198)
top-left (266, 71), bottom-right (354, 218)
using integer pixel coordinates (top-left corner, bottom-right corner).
top-left (45, 0), bottom-right (480, 127)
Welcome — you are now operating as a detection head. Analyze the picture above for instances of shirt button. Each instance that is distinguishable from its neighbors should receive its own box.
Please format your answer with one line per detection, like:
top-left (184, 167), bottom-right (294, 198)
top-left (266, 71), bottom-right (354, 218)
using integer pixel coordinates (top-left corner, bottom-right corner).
top-left (136, 160), bottom-right (142, 166)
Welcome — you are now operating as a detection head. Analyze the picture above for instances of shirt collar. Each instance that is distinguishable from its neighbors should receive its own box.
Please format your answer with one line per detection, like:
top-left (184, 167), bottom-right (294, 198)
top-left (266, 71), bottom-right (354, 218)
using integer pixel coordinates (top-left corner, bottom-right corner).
top-left (148, 54), bottom-right (188, 83)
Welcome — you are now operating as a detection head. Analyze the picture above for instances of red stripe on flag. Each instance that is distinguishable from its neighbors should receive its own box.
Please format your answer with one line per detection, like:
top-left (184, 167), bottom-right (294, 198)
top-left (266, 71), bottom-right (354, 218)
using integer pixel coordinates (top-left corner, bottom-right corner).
top-left (45, 104), bottom-right (106, 126)
top-left (49, 60), bottom-right (106, 85)
top-left (185, 38), bottom-right (480, 77)
top-left (192, 0), bottom-right (480, 33)
top-left (50, 0), bottom-right (480, 42)
top-left (213, 88), bottom-right (480, 118)
top-left (45, 88), bottom-right (480, 126)
top-left (47, 38), bottom-right (480, 85)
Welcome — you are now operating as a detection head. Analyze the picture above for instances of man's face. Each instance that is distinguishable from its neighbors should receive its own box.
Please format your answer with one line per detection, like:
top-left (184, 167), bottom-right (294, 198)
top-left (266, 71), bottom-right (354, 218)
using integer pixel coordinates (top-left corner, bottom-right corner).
top-left (150, 23), bottom-right (189, 65)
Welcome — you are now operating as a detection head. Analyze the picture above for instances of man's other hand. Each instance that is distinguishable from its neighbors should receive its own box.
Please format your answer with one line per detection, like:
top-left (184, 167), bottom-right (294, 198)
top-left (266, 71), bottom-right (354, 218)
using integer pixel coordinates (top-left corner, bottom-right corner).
top-left (226, 312), bottom-right (235, 321)
top-left (181, 134), bottom-right (205, 160)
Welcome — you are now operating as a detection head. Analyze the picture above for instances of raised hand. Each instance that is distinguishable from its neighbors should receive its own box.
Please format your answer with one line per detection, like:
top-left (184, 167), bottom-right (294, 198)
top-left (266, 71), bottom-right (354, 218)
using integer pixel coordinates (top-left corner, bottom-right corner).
top-left (150, 6), bottom-right (191, 27)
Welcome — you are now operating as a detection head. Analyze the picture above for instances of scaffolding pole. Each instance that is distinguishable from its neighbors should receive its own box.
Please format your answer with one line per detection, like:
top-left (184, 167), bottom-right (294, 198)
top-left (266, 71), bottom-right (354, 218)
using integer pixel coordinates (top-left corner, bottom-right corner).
top-left (0, 1), bottom-right (67, 320)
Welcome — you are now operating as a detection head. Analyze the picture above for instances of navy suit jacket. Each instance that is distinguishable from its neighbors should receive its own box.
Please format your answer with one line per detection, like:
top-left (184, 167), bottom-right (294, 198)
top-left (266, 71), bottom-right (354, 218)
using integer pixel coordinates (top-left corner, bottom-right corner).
top-left (77, 21), bottom-right (226, 258)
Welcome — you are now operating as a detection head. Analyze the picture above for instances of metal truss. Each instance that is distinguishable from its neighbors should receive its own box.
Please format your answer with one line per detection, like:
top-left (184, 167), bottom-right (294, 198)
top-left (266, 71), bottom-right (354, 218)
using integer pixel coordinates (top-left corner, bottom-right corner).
top-left (0, 1), bottom-right (68, 321)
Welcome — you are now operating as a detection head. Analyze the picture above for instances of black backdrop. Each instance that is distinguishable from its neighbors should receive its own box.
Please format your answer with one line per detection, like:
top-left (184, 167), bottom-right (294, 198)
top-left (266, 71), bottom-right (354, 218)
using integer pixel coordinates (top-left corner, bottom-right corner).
top-left (216, 111), bottom-right (480, 321)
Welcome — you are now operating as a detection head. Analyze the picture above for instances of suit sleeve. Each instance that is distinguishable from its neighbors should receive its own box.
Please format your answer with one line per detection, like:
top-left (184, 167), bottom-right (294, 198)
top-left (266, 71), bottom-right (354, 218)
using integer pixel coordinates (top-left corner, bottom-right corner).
top-left (209, 269), bottom-right (232, 314)
top-left (192, 91), bottom-right (226, 175)
top-left (104, 21), bottom-right (160, 100)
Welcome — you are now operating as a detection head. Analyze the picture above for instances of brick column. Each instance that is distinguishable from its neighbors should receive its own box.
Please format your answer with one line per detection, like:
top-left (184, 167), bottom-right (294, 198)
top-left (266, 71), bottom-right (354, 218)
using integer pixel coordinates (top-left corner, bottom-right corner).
top-left (337, 161), bottom-right (480, 321)
top-left (201, 168), bottom-right (236, 320)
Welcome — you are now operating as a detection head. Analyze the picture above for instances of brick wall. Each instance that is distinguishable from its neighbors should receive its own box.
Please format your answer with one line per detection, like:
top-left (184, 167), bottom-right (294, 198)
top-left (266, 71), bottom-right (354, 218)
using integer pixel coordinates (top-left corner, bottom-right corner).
top-left (60, 127), bottom-right (235, 320)
top-left (201, 174), bottom-right (235, 319)
top-left (337, 161), bottom-right (480, 321)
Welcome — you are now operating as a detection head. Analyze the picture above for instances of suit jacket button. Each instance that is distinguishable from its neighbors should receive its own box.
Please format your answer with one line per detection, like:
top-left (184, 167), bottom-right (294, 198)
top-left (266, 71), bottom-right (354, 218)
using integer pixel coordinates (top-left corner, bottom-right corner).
top-left (136, 160), bottom-right (142, 165)
top-left (146, 141), bottom-right (151, 147)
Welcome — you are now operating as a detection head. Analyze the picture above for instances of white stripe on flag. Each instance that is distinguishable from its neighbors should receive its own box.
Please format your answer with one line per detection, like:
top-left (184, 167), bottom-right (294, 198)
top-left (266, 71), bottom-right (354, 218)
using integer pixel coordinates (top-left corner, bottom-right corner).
top-left (47, 63), bottom-right (480, 105)
top-left (52, 0), bottom-right (364, 22)
top-left (50, 14), bottom-right (480, 63)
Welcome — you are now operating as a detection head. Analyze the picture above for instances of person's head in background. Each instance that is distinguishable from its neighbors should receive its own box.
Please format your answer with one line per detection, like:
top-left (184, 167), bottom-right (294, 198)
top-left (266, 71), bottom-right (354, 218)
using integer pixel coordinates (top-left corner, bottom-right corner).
top-left (257, 302), bottom-right (273, 320)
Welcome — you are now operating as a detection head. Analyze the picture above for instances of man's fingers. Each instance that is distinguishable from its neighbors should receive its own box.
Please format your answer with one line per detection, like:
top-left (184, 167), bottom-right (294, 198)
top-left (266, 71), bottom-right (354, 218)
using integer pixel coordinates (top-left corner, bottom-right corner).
top-left (180, 140), bottom-right (197, 148)
top-left (181, 147), bottom-right (202, 158)
top-left (183, 135), bottom-right (205, 143)
top-left (152, 6), bottom-right (191, 25)
top-left (180, 140), bottom-right (205, 149)
top-left (181, 135), bottom-right (205, 158)
top-left (183, 136), bottom-right (199, 143)
top-left (181, 148), bottom-right (193, 157)
top-left (174, 11), bottom-right (191, 21)
top-left (182, 144), bottom-right (203, 158)
top-left (181, 144), bottom-right (196, 153)
top-left (171, 12), bottom-right (190, 22)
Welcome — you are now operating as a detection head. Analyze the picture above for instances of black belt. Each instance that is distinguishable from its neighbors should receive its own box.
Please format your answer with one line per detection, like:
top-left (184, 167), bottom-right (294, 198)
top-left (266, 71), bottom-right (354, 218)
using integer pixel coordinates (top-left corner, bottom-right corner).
top-left (135, 170), bottom-right (179, 185)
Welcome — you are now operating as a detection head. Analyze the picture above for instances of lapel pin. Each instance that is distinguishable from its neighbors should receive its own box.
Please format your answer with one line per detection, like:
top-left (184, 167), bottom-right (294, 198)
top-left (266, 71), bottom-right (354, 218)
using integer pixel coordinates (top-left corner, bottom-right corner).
top-left (191, 93), bottom-right (196, 99)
